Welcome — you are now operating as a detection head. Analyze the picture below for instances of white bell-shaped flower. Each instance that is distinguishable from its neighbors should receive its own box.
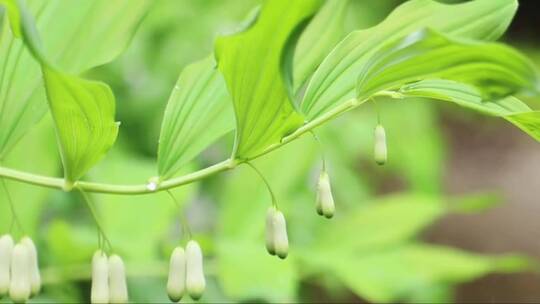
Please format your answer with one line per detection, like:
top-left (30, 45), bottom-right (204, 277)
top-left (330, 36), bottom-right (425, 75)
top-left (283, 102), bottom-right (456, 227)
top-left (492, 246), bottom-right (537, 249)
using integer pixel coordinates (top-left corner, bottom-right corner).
top-left (0, 234), bottom-right (14, 298)
top-left (186, 240), bottom-right (205, 300)
top-left (91, 250), bottom-right (109, 304)
top-left (20, 237), bottom-right (40, 296)
top-left (272, 210), bottom-right (289, 259)
top-left (316, 171), bottom-right (335, 218)
top-left (265, 207), bottom-right (276, 256)
top-left (9, 243), bottom-right (30, 303)
top-left (167, 246), bottom-right (186, 302)
top-left (108, 254), bottom-right (128, 303)
top-left (374, 124), bottom-right (387, 165)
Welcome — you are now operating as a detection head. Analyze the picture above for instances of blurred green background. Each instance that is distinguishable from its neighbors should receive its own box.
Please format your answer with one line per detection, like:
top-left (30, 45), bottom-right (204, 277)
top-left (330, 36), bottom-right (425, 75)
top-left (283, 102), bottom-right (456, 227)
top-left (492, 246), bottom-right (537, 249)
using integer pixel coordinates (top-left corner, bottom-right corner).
top-left (1, 0), bottom-right (540, 303)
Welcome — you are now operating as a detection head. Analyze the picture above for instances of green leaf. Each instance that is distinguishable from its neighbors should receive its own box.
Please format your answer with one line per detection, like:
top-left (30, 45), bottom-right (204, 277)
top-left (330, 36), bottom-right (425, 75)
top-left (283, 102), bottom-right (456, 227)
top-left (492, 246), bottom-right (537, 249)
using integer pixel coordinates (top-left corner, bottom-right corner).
top-left (398, 79), bottom-right (532, 116)
top-left (313, 194), bottom-right (445, 252)
top-left (505, 111), bottom-right (540, 141)
top-left (42, 66), bottom-right (119, 185)
top-left (157, 56), bottom-right (234, 180)
top-left (301, 0), bottom-right (519, 119)
top-left (293, 0), bottom-right (349, 92)
top-left (0, 0), bottom-right (20, 37)
top-left (215, 0), bottom-right (321, 159)
top-left (356, 29), bottom-right (539, 100)
top-left (0, 0), bottom-right (150, 159)
top-left (323, 244), bottom-right (532, 303)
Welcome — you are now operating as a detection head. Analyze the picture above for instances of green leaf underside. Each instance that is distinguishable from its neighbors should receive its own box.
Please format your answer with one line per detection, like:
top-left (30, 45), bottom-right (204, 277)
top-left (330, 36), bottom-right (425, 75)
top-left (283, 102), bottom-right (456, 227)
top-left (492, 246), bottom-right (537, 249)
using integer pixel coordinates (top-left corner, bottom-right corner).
top-left (292, 0), bottom-right (349, 92)
top-left (157, 56), bottom-right (234, 179)
top-left (42, 66), bottom-right (119, 183)
top-left (357, 29), bottom-right (539, 101)
top-left (301, 0), bottom-right (518, 119)
top-left (0, 0), bottom-right (150, 159)
top-left (215, 0), bottom-right (321, 159)
top-left (399, 79), bottom-right (540, 142)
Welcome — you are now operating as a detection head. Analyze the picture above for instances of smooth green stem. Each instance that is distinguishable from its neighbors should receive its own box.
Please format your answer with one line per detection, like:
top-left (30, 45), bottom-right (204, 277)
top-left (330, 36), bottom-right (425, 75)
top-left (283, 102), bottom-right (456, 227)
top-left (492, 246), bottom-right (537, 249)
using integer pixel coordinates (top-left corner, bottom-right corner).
top-left (0, 93), bottom-right (396, 195)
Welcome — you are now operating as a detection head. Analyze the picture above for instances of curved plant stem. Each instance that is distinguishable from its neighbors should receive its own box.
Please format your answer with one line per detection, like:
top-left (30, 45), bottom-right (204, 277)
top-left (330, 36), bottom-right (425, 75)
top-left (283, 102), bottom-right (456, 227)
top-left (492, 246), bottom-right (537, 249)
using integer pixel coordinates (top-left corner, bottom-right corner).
top-left (245, 161), bottom-right (278, 208)
top-left (166, 189), bottom-right (192, 240)
top-left (78, 188), bottom-right (113, 253)
top-left (0, 92), bottom-right (398, 195)
top-left (0, 177), bottom-right (24, 234)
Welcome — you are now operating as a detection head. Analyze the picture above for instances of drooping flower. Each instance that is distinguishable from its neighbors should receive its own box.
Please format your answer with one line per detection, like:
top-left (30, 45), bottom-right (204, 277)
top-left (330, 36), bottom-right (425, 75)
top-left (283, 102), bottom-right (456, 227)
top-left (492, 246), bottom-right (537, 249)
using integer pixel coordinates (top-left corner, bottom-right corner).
top-left (265, 207), bottom-right (276, 256)
top-left (167, 246), bottom-right (186, 302)
top-left (20, 237), bottom-right (40, 297)
top-left (9, 243), bottom-right (30, 303)
top-left (186, 240), bottom-right (205, 300)
top-left (91, 250), bottom-right (109, 304)
top-left (316, 171), bottom-right (335, 218)
top-left (0, 234), bottom-right (14, 298)
top-left (108, 254), bottom-right (128, 303)
top-left (374, 124), bottom-right (387, 165)
top-left (272, 210), bottom-right (289, 259)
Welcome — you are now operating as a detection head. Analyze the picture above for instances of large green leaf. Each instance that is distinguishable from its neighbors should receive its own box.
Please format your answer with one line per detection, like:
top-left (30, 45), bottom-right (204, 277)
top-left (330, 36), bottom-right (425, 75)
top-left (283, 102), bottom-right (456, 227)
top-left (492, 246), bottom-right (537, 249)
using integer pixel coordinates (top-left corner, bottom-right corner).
top-left (0, 0), bottom-right (150, 159)
top-left (398, 79), bottom-right (540, 141)
top-left (356, 29), bottom-right (539, 100)
top-left (325, 244), bottom-right (531, 303)
top-left (301, 0), bottom-right (518, 119)
top-left (292, 0), bottom-right (349, 92)
top-left (157, 56), bottom-right (233, 180)
top-left (41, 66), bottom-right (119, 185)
top-left (215, 0), bottom-right (321, 159)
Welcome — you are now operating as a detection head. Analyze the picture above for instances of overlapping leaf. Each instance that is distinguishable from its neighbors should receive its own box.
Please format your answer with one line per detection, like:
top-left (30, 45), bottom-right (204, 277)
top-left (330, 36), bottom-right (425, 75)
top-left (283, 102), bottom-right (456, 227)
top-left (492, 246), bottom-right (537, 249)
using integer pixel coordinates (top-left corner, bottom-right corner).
top-left (301, 0), bottom-right (519, 119)
top-left (157, 56), bottom-right (233, 180)
top-left (356, 29), bottom-right (539, 100)
top-left (293, 0), bottom-right (349, 92)
top-left (398, 79), bottom-right (540, 141)
top-left (41, 67), bottom-right (119, 184)
top-left (3, 0), bottom-right (149, 184)
top-left (0, 0), bottom-right (150, 160)
top-left (215, 0), bottom-right (321, 159)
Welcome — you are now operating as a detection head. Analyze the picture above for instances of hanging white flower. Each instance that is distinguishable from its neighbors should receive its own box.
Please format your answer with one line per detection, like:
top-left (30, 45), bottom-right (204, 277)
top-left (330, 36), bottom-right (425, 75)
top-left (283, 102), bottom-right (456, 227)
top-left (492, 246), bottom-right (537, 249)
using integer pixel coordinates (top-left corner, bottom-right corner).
top-left (374, 124), bottom-right (387, 165)
top-left (186, 240), bottom-right (205, 300)
top-left (91, 250), bottom-right (109, 304)
top-left (0, 235), bottom-right (14, 298)
top-left (265, 207), bottom-right (276, 256)
top-left (20, 237), bottom-right (40, 297)
top-left (167, 246), bottom-right (186, 302)
top-left (108, 254), bottom-right (128, 304)
top-left (316, 171), bottom-right (335, 218)
top-left (9, 243), bottom-right (30, 304)
top-left (272, 210), bottom-right (289, 259)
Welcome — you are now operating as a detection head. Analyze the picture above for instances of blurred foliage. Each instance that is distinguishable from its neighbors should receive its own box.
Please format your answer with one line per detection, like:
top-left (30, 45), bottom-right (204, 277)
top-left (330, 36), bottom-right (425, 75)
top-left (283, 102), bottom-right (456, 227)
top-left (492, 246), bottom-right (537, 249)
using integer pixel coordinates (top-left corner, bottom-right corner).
top-left (1, 0), bottom-right (539, 303)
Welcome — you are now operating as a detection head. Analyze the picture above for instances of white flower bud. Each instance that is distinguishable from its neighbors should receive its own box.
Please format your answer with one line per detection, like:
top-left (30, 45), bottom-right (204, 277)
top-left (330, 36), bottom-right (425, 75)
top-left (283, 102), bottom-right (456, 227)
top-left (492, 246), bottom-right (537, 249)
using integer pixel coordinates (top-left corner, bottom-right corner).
top-left (374, 124), bottom-right (387, 165)
top-left (272, 210), bottom-right (289, 259)
top-left (186, 240), bottom-right (205, 300)
top-left (91, 250), bottom-right (109, 304)
top-left (20, 237), bottom-right (40, 297)
top-left (0, 234), bottom-right (14, 297)
top-left (265, 207), bottom-right (276, 255)
top-left (316, 171), bottom-right (335, 219)
top-left (167, 247), bottom-right (186, 302)
top-left (9, 243), bottom-right (30, 303)
top-left (108, 255), bottom-right (128, 304)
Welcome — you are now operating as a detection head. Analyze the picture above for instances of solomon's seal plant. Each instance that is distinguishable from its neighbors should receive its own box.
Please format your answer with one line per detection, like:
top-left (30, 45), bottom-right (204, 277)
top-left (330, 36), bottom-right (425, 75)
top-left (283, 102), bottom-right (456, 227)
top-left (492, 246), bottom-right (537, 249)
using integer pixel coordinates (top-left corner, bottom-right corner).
top-left (0, 0), bottom-right (540, 302)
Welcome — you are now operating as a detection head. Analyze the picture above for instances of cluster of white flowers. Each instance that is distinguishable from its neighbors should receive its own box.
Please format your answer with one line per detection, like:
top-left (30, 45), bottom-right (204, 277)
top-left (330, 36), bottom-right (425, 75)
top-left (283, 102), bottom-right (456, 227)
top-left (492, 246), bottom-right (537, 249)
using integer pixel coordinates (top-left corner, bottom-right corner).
top-left (0, 234), bottom-right (41, 304)
top-left (167, 240), bottom-right (205, 302)
top-left (265, 207), bottom-right (289, 259)
top-left (90, 251), bottom-right (128, 304)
